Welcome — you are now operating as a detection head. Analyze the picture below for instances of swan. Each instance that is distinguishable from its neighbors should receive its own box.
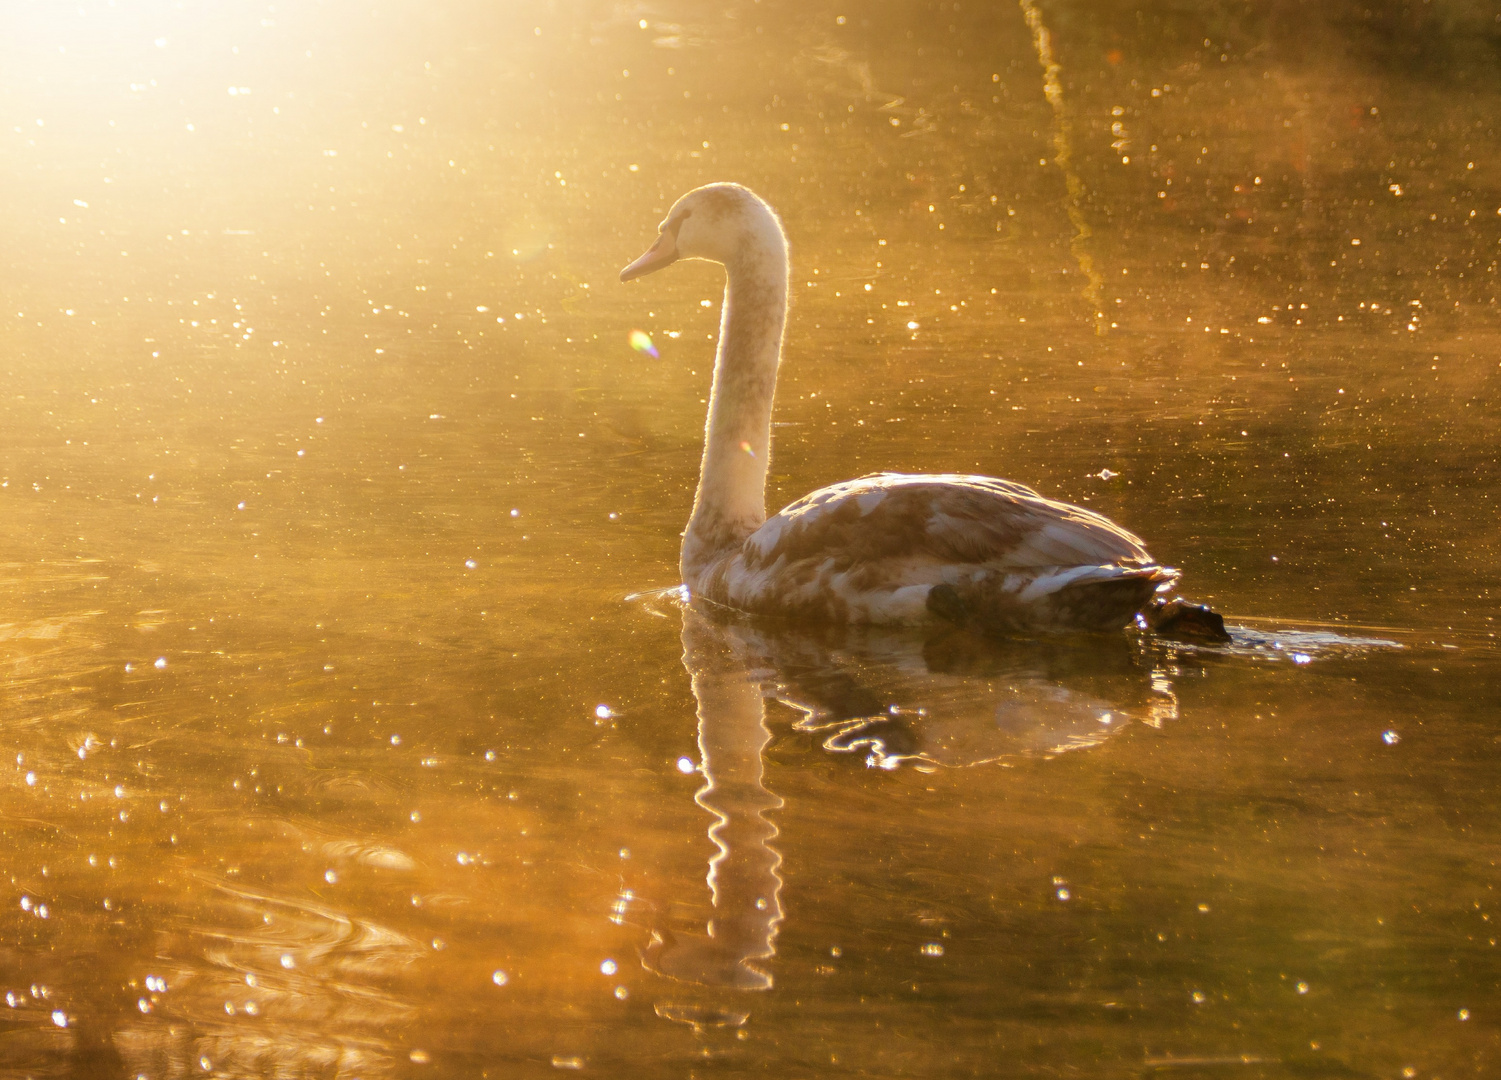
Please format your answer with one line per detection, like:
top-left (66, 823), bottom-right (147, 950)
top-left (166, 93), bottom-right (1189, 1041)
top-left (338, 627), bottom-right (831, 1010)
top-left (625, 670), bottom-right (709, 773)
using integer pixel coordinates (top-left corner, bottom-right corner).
top-left (621, 183), bottom-right (1222, 637)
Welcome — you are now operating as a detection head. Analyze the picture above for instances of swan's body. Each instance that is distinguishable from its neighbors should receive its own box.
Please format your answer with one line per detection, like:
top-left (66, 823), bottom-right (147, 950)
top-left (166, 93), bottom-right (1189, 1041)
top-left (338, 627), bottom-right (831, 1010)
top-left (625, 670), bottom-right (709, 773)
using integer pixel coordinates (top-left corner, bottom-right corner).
top-left (621, 183), bottom-right (1179, 634)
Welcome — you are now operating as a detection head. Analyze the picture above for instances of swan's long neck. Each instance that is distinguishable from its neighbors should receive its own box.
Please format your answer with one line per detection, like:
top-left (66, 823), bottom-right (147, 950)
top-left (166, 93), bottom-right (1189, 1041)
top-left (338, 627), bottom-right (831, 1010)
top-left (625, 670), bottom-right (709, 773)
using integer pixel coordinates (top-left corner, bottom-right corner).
top-left (681, 230), bottom-right (789, 587)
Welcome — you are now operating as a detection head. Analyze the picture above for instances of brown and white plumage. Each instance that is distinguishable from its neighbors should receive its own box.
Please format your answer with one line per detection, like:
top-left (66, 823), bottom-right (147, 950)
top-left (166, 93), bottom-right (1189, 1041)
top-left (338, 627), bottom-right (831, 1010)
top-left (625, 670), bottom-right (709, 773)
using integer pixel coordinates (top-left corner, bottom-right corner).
top-left (621, 183), bottom-right (1179, 633)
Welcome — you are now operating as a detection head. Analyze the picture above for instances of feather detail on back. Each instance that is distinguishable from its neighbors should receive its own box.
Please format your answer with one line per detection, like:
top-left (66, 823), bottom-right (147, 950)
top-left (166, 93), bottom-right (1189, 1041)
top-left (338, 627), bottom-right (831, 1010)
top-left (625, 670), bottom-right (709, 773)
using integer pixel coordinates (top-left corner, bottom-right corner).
top-left (689, 473), bottom-right (1178, 632)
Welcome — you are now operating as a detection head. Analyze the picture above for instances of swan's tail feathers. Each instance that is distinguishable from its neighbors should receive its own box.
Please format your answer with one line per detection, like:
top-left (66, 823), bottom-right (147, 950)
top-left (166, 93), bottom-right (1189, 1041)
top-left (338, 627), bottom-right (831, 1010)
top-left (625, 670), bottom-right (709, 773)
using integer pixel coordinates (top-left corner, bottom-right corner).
top-left (926, 564), bottom-right (1179, 634)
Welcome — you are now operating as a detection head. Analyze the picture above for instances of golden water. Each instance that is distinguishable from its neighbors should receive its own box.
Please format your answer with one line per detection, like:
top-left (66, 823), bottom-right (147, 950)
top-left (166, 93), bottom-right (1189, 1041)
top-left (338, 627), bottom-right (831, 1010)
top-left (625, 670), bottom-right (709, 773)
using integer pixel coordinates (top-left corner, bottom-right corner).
top-left (0, 1), bottom-right (1497, 1076)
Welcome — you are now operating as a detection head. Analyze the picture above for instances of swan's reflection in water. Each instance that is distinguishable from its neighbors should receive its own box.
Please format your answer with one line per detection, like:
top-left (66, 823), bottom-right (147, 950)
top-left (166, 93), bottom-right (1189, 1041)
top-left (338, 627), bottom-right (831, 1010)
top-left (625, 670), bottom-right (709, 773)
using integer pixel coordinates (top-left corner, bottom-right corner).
top-left (642, 607), bottom-right (786, 992)
top-left (644, 596), bottom-right (1181, 996)
top-left (752, 617), bottom-right (1180, 769)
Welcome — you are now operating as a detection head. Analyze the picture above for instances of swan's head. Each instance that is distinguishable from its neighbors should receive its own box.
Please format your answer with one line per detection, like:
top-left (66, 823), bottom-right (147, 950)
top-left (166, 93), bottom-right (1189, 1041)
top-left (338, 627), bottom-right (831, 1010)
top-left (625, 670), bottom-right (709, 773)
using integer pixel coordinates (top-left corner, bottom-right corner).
top-left (620, 183), bottom-right (784, 283)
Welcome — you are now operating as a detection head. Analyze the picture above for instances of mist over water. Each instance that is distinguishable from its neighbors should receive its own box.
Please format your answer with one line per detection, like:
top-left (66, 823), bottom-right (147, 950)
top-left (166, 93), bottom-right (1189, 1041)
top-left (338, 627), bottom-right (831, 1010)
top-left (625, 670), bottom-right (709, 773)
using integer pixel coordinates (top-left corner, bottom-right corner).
top-left (1, 2), bottom-right (1497, 1076)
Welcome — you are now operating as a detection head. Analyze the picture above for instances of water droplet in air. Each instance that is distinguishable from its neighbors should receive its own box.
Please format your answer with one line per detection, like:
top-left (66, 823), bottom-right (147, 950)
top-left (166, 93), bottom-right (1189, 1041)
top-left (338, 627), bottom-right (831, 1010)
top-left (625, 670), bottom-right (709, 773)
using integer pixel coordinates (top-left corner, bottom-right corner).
top-left (595, 704), bottom-right (614, 719)
top-left (492, 969), bottom-right (509, 986)
top-left (676, 757), bottom-right (696, 774)
top-left (1383, 730), bottom-right (1401, 745)
top-left (921, 943), bottom-right (944, 956)
top-left (465, 559), bottom-right (477, 569)
top-left (1296, 981), bottom-right (1309, 994)
top-left (154, 657), bottom-right (167, 669)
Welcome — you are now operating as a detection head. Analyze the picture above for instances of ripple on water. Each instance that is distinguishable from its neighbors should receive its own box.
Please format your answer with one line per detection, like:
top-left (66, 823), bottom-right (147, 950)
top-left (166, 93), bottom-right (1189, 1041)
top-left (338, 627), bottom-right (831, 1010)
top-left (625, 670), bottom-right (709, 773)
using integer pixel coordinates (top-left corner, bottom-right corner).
top-left (319, 839), bottom-right (419, 871)
top-left (1216, 625), bottom-right (1404, 663)
top-left (111, 878), bottom-right (425, 1079)
top-left (653, 1003), bottom-right (750, 1031)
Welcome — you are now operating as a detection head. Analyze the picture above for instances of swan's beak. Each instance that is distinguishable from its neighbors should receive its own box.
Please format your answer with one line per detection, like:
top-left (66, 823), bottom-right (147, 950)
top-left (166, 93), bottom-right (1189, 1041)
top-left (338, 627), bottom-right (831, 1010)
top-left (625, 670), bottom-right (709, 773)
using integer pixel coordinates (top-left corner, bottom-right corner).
top-left (620, 232), bottom-right (679, 282)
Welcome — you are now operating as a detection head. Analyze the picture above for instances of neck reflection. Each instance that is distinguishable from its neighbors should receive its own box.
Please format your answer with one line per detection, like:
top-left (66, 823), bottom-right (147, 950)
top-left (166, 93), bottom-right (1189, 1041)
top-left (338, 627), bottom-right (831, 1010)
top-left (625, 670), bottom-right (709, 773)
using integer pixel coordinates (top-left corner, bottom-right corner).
top-left (643, 606), bottom-right (784, 991)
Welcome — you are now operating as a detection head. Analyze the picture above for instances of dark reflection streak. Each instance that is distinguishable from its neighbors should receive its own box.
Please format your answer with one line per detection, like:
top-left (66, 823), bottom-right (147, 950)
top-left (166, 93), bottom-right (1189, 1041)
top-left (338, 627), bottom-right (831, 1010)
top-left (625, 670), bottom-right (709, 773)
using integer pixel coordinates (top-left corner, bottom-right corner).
top-left (642, 606), bottom-right (785, 991)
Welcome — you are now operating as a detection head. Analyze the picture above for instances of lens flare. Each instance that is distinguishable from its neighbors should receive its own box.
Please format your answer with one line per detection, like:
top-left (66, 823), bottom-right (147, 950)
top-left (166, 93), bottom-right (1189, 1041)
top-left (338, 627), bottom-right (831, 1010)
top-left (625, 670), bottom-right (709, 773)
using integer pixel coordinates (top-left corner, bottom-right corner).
top-left (628, 330), bottom-right (658, 357)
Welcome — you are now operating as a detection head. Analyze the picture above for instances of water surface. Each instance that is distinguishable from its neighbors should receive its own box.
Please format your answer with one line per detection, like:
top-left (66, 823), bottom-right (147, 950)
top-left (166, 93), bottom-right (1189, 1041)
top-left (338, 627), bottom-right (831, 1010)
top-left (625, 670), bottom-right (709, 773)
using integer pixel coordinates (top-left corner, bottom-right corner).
top-left (1, 1), bottom-right (1498, 1076)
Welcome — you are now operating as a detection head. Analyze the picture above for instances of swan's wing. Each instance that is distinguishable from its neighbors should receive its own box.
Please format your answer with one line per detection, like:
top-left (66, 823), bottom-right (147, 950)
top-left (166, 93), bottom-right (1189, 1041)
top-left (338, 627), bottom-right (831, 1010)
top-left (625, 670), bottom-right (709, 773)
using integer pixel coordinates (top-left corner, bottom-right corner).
top-left (744, 472), bottom-right (1156, 573)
